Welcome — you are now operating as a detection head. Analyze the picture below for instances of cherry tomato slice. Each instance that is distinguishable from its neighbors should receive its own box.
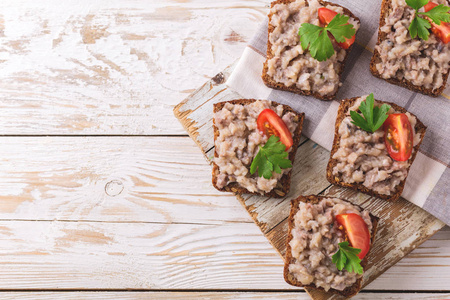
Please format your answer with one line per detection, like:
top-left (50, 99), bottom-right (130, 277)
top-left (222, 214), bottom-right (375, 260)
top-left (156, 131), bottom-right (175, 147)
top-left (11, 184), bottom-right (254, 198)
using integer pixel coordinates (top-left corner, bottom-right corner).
top-left (383, 113), bottom-right (413, 162)
top-left (424, 1), bottom-right (438, 11)
top-left (337, 35), bottom-right (355, 50)
top-left (257, 109), bottom-right (293, 150)
top-left (318, 7), bottom-right (337, 24)
top-left (318, 8), bottom-right (356, 49)
top-left (424, 2), bottom-right (450, 44)
top-left (336, 213), bottom-right (371, 260)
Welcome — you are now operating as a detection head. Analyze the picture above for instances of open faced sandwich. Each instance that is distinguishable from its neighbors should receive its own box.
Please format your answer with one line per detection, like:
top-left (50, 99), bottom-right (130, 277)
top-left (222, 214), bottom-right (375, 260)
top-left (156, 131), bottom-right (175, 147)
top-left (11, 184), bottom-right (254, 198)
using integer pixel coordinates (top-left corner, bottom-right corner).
top-left (212, 99), bottom-right (304, 197)
top-left (371, 0), bottom-right (450, 96)
top-left (262, 0), bottom-right (360, 100)
top-left (284, 195), bottom-right (379, 297)
top-left (327, 94), bottom-right (426, 201)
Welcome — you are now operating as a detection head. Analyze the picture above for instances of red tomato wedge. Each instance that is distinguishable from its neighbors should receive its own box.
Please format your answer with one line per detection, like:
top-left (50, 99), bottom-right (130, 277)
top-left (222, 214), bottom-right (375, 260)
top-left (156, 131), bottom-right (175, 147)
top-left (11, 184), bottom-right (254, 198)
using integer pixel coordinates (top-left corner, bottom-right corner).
top-left (383, 113), bottom-right (413, 162)
top-left (336, 213), bottom-right (371, 260)
top-left (336, 35), bottom-right (356, 50)
top-left (318, 7), bottom-right (338, 23)
top-left (257, 109), bottom-right (293, 150)
top-left (424, 2), bottom-right (450, 44)
top-left (318, 7), bottom-right (356, 49)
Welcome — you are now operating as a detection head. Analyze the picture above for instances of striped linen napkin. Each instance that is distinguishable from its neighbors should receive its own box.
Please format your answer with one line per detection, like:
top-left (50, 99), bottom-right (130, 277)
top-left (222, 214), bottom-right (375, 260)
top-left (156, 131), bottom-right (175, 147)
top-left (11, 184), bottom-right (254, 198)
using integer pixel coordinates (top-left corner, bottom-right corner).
top-left (226, 3), bottom-right (450, 226)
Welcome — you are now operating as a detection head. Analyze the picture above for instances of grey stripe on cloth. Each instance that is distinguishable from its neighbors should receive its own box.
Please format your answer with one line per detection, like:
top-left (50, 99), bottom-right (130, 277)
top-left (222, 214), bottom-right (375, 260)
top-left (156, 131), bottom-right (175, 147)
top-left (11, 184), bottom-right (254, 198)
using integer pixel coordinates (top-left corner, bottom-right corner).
top-left (248, 17), bottom-right (268, 54)
top-left (424, 167), bottom-right (450, 224)
top-left (408, 94), bottom-right (450, 166)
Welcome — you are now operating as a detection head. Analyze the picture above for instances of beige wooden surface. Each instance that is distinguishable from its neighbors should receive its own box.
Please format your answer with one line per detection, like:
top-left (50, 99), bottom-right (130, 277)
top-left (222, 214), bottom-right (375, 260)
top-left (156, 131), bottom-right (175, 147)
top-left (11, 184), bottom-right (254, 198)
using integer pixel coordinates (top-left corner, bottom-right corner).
top-left (0, 0), bottom-right (448, 299)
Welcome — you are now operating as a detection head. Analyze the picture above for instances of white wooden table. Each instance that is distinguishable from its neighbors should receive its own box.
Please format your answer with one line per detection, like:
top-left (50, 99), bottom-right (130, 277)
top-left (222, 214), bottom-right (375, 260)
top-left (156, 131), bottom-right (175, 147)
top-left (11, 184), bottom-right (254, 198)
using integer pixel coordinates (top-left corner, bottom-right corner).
top-left (0, 0), bottom-right (448, 299)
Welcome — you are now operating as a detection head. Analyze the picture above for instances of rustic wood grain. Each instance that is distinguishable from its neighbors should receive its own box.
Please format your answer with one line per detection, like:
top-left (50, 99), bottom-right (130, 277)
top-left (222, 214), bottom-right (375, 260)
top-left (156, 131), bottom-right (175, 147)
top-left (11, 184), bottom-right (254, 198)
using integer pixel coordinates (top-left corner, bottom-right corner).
top-left (0, 220), bottom-right (290, 289)
top-left (174, 64), bottom-right (241, 155)
top-left (0, 136), bottom-right (447, 291)
top-left (0, 136), bottom-right (447, 290)
top-left (0, 0), bottom-right (266, 135)
top-left (174, 62), bottom-right (446, 298)
top-left (0, 136), bottom-right (250, 223)
top-left (0, 292), bottom-right (449, 300)
top-left (0, 221), bottom-right (445, 291)
top-left (0, 136), bottom-right (326, 224)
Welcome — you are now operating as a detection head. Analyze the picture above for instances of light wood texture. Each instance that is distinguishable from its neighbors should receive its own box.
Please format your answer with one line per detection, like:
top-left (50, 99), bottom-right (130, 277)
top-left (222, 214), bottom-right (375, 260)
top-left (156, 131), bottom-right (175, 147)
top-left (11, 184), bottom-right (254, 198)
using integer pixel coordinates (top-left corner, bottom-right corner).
top-left (0, 292), bottom-right (449, 300)
top-left (0, 220), bottom-right (288, 289)
top-left (0, 136), bottom-right (250, 223)
top-left (0, 0), bottom-right (266, 135)
top-left (174, 61), bottom-right (446, 298)
top-left (0, 137), bottom-right (448, 290)
top-left (0, 0), bottom-right (448, 298)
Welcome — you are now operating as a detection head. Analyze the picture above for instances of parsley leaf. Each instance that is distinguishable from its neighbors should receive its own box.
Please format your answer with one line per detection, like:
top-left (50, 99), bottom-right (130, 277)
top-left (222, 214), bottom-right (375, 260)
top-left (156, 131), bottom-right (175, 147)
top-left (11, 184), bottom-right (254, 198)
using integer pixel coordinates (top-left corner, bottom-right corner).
top-left (350, 93), bottom-right (391, 133)
top-left (249, 135), bottom-right (292, 179)
top-left (332, 241), bottom-right (363, 274)
top-left (327, 14), bottom-right (356, 42)
top-left (409, 15), bottom-right (432, 40)
top-left (298, 13), bottom-right (355, 61)
top-left (299, 23), bottom-right (323, 50)
top-left (406, 0), bottom-right (450, 40)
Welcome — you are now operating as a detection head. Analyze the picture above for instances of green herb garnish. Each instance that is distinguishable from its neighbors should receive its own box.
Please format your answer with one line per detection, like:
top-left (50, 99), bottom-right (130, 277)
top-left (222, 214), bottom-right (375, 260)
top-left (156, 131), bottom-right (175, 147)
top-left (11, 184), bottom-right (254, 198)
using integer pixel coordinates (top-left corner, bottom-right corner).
top-left (250, 135), bottom-right (292, 179)
top-left (298, 13), bottom-right (356, 61)
top-left (406, 0), bottom-right (450, 40)
top-left (332, 241), bottom-right (363, 274)
top-left (350, 93), bottom-right (391, 133)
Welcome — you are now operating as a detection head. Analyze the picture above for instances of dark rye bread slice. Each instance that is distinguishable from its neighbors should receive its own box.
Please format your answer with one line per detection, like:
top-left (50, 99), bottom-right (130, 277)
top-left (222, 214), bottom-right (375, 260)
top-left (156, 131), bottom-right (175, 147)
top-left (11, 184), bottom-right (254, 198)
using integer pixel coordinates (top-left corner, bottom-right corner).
top-left (370, 0), bottom-right (449, 97)
top-left (326, 97), bottom-right (427, 202)
top-left (212, 99), bottom-right (304, 198)
top-left (262, 0), bottom-right (360, 101)
top-left (284, 195), bottom-right (379, 298)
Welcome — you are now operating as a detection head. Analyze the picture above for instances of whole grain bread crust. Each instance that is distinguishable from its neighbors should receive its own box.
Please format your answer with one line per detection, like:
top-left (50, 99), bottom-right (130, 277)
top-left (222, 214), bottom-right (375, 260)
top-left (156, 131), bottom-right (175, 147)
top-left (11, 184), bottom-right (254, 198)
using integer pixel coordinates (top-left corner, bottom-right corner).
top-left (212, 99), bottom-right (305, 198)
top-left (283, 195), bottom-right (379, 298)
top-left (326, 97), bottom-right (427, 202)
top-left (370, 0), bottom-right (449, 97)
top-left (262, 0), bottom-right (360, 101)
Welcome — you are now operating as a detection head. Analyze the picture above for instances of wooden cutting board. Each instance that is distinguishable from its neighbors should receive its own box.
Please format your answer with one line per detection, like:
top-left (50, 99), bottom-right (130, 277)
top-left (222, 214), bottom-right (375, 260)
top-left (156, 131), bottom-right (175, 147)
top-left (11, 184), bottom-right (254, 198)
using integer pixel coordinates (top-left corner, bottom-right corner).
top-left (173, 62), bottom-right (445, 299)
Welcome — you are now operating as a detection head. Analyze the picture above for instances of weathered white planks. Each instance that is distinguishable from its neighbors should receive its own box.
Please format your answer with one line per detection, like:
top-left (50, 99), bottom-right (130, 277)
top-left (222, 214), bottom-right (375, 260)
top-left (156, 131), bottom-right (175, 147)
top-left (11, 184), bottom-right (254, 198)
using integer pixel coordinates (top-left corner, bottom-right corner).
top-left (0, 136), bottom-right (326, 224)
top-left (367, 228), bottom-right (450, 290)
top-left (0, 0), bottom-right (266, 135)
top-left (0, 135), bottom-right (447, 290)
top-left (0, 292), bottom-right (449, 300)
top-left (0, 136), bottom-right (250, 223)
top-left (0, 0), bottom-right (448, 296)
top-left (0, 220), bottom-right (288, 289)
top-left (0, 220), bottom-right (446, 290)
top-left (174, 64), bottom-right (240, 153)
